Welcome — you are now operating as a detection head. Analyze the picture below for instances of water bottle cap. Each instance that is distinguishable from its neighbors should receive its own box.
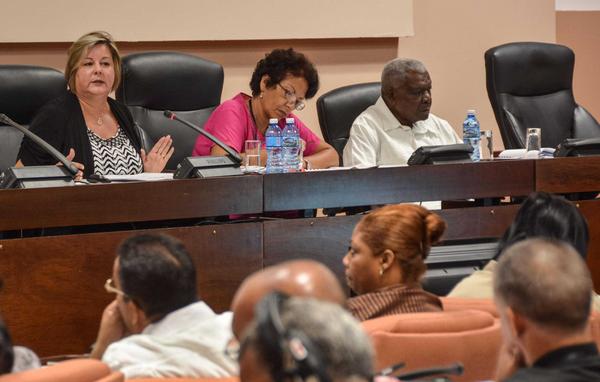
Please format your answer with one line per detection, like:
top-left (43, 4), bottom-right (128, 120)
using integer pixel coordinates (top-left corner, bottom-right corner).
top-left (285, 117), bottom-right (295, 124)
top-left (269, 118), bottom-right (278, 124)
top-left (467, 109), bottom-right (476, 115)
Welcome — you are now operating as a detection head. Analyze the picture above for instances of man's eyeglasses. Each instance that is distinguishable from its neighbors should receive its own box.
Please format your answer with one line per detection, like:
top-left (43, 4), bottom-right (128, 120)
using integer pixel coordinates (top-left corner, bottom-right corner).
top-left (277, 83), bottom-right (306, 111)
top-left (104, 278), bottom-right (127, 297)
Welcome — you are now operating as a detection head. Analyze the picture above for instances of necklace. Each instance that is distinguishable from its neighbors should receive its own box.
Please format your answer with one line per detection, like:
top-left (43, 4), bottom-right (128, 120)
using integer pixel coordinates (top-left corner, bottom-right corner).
top-left (248, 98), bottom-right (260, 140)
top-left (80, 100), bottom-right (108, 126)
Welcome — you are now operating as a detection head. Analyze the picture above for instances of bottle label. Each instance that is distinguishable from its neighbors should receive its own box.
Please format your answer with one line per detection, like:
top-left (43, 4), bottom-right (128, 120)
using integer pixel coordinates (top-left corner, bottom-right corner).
top-left (266, 136), bottom-right (281, 148)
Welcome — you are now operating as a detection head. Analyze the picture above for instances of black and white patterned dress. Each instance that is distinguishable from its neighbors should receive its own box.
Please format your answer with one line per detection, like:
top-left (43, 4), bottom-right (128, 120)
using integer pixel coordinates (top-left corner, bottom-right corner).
top-left (87, 127), bottom-right (144, 175)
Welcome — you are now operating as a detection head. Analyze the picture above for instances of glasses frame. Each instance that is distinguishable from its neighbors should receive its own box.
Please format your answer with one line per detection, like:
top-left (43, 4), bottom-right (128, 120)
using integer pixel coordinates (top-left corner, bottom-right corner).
top-left (277, 83), bottom-right (306, 111)
top-left (104, 278), bottom-right (127, 297)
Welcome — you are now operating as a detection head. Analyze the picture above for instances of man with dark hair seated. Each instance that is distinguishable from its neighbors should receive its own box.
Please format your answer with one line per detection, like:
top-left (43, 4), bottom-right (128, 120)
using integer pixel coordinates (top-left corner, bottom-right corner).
top-left (494, 238), bottom-right (600, 381)
top-left (90, 233), bottom-right (236, 379)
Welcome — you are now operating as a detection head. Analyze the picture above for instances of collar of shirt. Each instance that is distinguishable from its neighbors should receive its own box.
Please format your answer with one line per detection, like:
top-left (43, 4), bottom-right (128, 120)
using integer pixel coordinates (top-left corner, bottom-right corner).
top-left (375, 96), bottom-right (434, 136)
top-left (533, 343), bottom-right (599, 368)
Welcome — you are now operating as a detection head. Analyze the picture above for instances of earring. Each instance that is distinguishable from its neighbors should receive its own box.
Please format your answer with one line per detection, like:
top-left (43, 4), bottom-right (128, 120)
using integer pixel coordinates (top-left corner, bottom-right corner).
top-left (379, 267), bottom-right (384, 276)
top-left (259, 92), bottom-right (264, 99)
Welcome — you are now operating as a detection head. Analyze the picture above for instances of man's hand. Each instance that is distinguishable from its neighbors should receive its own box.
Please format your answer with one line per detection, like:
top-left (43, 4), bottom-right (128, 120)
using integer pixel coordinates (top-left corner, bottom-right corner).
top-left (90, 300), bottom-right (128, 359)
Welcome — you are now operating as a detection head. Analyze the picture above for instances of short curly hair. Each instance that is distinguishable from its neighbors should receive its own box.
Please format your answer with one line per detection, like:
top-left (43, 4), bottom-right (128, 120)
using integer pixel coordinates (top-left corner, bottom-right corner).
top-left (249, 48), bottom-right (319, 99)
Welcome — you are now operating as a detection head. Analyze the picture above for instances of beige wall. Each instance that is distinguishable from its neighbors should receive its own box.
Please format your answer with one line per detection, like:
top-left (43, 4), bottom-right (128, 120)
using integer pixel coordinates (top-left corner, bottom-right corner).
top-left (0, 0), bottom-right (556, 150)
top-left (400, 0), bottom-right (556, 150)
top-left (557, 11), bottom-right (600, 122)
top-left (1, 0), bottom-right (412, 42)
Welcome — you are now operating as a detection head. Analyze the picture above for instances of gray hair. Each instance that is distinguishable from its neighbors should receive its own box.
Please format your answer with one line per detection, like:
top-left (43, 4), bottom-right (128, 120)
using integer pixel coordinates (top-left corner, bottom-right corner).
top-left (244, 295), bottom-right (374, 382)
top-left (381, 58), bottom-right (427, 98)
top-left (494, 238), bottom-right (593, 333)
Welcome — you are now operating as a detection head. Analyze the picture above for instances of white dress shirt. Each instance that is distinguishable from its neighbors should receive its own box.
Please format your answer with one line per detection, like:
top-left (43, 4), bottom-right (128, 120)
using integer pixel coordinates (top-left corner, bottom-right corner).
top-left (343, 97), bottom-right (462, 167)
top-left (102, 301), bottom-right (237, 379)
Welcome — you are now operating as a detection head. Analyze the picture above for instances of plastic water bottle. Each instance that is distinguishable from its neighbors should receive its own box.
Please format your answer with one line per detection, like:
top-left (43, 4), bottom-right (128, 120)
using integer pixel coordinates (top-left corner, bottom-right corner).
top-left (463, 110), bottom-right (481, 161)
top-left (265, 118), bottom-right (283, 174)
top-left (282, 117), bottom-right (300, 173)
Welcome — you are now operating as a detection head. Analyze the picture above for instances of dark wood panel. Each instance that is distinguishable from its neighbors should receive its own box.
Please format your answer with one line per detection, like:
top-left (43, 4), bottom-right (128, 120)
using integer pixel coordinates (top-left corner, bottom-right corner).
top-left (263, 216), bottom-right (361, 293)
top-left (0, 176), bottom-right (263, 231)
top-left (439, 205), bottom-right (520, 241)
top-left (575, 200), bottom-right (600, 291)
top-left (536, 156), bottom-right (600, 193)
top-left (264, 161), bottom-right (534, 211)
top-left (0, 223), bottom-right (262, 357)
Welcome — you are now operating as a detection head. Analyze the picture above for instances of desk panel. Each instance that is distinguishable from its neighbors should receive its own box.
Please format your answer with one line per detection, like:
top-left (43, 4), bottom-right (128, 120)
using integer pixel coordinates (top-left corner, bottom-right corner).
top-left (0, 176), bottom-right (262, 231)
top-left (264, 161), bottom-right (534, 211)
top-left (0, 223), bottom-right (262, 356)
top-left (536, 156), bottom-right (600, 193)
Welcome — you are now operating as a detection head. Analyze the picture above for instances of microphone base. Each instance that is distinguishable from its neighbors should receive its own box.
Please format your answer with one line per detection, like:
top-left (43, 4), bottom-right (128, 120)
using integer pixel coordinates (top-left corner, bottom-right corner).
top-left (0, 166), bottom-right (74, 189)
top-left (174, 156), bottom-right (242, 179)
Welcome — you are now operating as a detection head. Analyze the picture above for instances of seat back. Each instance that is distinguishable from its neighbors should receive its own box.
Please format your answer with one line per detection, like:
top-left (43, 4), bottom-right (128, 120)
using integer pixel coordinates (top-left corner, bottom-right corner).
top-left (485, 42), bottom-right (600, 149)
top-left (116, 52), bottom-right (224, 170)
top-left (316, 82), bottom-right (381, 163)
top-left (0, 65), bottom-right (66, 172)
top-left (362, 310), bottom-right (501, 382)
top-left (0, 359), bottom-right (123, 382)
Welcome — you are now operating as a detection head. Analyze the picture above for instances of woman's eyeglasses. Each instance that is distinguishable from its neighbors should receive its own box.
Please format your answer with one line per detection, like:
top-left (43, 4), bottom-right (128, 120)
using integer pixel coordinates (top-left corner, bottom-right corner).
top-left (277, 83), bottom-right (306, 111)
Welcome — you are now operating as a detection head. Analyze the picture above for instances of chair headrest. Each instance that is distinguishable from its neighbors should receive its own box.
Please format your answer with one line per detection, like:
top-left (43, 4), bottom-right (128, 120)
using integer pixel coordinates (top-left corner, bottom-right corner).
top-left (116, 52), bottom-right (224, 111)
top-left (485, 42), bottom-right (574, 96)
top-left (362, 310), bottom-right (495, 334)
top-left (0, 65), bottom-right (66, 125)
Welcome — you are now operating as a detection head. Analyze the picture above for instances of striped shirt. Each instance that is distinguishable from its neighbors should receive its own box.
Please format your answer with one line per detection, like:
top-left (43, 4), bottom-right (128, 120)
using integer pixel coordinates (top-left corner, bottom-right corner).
top-left (347, 284), bottom-right (442, 321)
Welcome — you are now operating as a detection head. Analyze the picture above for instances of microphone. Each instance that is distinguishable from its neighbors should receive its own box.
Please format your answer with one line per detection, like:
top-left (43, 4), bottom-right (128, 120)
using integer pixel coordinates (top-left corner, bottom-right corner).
top-left (396, 363), bottom-right (463, 381)
top-left (0, 113), bottom-right (79, 176)
top-left (163, 110), bottom-right (242, 164)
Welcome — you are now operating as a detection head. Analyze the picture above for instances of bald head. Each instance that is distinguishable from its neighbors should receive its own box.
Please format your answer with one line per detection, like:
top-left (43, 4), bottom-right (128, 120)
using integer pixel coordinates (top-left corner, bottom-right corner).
top-left (494, 238), bottom-right (593, 333)
top-left (231, 260), bottom-right (345, 339)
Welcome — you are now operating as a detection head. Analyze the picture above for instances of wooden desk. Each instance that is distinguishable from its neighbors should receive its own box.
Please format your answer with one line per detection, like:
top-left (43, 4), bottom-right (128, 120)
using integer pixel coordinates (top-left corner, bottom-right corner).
top-left (1, 157), bottom-right (598, 356)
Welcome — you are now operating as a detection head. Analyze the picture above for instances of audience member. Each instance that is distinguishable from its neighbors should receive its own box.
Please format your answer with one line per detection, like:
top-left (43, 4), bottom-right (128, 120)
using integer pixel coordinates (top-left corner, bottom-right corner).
top-left (494, 238), bottom-right (600, 381)
top-left (192, 48), bottom-right (338, 169)
top-left (344, 204), bottom-right (445, 321)
top-left (238, 293), bottom-right (373, 382)
top-left (343, 58), bottom-right (461, 167)
top-left (0, 318), bottom-right (14, 375)
top-left (90, 233), bottom-right (236, 379)
top-left (448, 192), bottom-right (600, 311)
top-left (231, 259), bottom-right (345, 339)
top-left (17, 31), bottom-right (173, 178)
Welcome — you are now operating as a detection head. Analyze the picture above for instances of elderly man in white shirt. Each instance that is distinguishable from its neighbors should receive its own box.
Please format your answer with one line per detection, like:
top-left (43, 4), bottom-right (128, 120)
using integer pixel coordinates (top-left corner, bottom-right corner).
top-left (343, 58), bottom-right (461, 167)
top-left (90, 233), bottom-right (237, 379)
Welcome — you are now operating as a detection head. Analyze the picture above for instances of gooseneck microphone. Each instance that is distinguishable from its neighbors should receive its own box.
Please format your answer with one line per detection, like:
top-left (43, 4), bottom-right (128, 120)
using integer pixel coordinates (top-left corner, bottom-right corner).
top-left (163, 110), bottom-right (242, 164)
top-left (0, 113), bottom-right (79, 176)
top-left (396, 363), bottom-right (464, 381)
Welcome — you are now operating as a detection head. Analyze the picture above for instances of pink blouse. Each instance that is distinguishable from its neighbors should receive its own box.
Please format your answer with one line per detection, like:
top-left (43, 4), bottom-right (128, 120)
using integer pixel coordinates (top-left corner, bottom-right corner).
top-left (192, 93), bottom-right (321, 156)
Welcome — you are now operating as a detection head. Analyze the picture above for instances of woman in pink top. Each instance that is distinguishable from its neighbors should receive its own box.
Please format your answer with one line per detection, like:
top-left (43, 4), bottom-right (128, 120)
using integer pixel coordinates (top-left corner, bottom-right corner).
top-left (192, 48), bottom-right (338, 169)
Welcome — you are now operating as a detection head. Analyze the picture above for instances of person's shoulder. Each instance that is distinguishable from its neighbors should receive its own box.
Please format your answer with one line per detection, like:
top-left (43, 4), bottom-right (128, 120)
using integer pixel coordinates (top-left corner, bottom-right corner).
top-left (35, 91), bottom-right (75, 115)
top-left (426, 113), bottom-right (452, 128)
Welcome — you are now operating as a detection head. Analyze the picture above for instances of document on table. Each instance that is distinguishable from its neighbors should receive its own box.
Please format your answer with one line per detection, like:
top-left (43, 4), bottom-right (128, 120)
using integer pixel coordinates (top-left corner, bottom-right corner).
top-left (103, 173), bottom-right (174, 182)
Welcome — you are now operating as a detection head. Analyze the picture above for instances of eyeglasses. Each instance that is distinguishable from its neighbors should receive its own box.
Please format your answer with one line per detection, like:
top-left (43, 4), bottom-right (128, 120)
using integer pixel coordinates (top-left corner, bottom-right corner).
top-left (104, 278), bottom-right (127, 297)
top-left (277, 83), bottom-right (306, 111)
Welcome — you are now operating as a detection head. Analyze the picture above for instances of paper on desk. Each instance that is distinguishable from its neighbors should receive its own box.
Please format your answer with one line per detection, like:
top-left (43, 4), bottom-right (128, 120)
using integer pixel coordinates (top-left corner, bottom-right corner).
top-left (307, 164), bottom-right (379, 172)
top-left (104, 173), bottom-right (174, 182)
top-left (497, 148), bottom-right (555, 159)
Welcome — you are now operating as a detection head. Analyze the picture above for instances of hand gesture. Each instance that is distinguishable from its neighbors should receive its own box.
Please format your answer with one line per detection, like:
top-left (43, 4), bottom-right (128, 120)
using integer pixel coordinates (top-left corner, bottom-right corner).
top-left (141, 135), bottom-right (174, 173)
top-left (90, 300), bottom-right (128, 359)
top-left (59, 148), bottom-right (84, 181)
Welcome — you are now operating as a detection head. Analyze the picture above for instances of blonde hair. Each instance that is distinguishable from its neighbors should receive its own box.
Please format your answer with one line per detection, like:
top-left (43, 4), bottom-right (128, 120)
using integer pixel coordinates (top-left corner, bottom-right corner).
top-left (357, 204), bottom-right (446, 283)
top-left (65, 31), bottom-right (121, 93)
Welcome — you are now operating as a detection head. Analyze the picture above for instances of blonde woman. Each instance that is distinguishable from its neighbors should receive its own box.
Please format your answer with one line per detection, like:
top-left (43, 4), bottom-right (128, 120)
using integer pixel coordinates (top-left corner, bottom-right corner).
top-left (17, 31), bottom-right (173, 177)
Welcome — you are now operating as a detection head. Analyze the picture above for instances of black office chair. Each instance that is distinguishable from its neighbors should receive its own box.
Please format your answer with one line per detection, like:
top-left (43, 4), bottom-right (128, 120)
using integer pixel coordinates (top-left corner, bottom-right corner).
top-left (485, 42), bottom-right (600, 149)
top-left (116, 52), bottom-right (224, 170)
top-left (0, 65), bottom-right (66, 173)
top-left (316, 82), bottom-right (381, 165)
